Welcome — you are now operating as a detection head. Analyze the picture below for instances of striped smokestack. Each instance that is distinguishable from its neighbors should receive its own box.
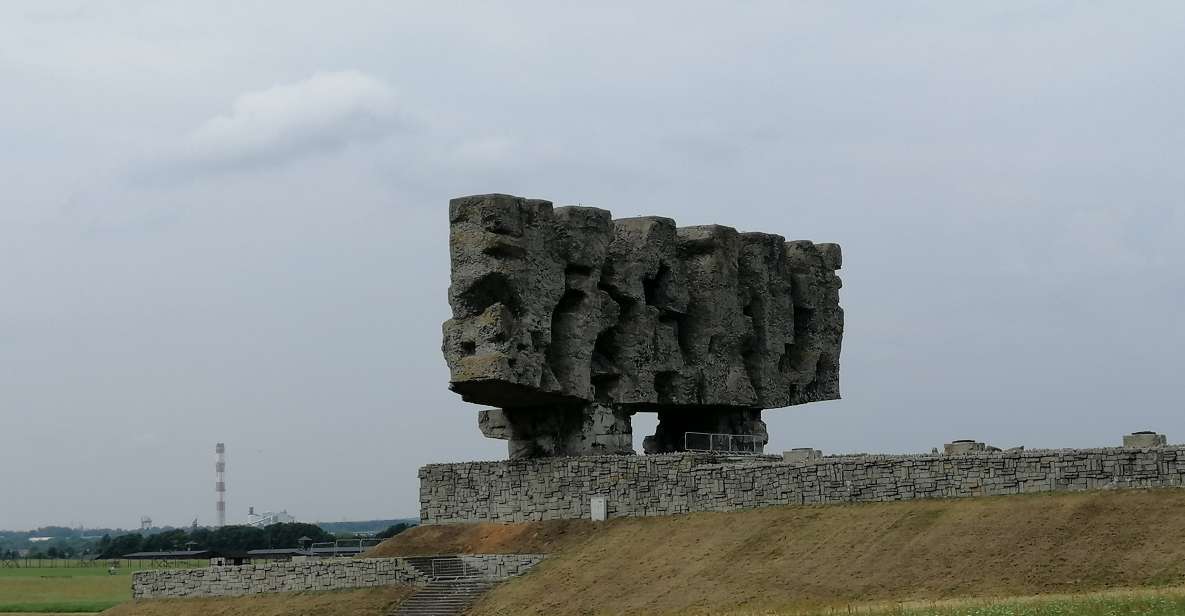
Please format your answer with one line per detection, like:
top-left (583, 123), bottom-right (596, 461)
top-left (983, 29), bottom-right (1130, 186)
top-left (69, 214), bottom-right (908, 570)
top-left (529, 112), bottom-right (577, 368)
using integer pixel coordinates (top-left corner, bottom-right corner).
top-left (215, 443), bottom-right (226, 527)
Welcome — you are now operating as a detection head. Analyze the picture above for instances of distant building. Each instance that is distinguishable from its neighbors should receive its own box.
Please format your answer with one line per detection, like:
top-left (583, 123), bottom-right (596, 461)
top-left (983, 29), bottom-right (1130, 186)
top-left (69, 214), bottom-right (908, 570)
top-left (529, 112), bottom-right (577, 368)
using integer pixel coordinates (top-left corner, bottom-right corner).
top-left (124, 549), bottom-right (251, 567)
top-left (245, 507), bottom-right (295, 528)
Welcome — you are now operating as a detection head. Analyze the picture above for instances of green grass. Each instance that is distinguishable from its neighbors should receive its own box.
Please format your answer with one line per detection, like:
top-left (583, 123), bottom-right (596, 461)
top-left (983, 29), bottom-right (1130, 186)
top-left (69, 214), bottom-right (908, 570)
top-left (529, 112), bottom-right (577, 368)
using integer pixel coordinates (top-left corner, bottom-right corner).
top-left (0, 601), bottom-right (121, 613)
top-left (730, 587), bottom-right (1185, 616)
top-left (0, 562), bottom-right (203, 613)
top-left (882, 596), bottom-right (1185, 615)
top-left (0, 568), bottom-right (127, 579)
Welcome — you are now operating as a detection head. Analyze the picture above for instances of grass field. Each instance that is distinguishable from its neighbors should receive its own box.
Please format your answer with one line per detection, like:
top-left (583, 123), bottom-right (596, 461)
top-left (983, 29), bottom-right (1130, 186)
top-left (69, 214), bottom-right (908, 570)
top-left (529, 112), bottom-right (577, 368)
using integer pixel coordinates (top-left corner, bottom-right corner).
top-left (0, 562), bottom-right (202, 614)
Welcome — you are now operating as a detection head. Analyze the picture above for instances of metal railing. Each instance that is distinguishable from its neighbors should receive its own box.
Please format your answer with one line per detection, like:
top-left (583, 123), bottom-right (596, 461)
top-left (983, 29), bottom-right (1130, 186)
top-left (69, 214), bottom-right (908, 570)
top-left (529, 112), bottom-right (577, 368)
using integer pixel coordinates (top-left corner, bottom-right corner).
top-left (308, 538), bottom-right (383, 558)
top-left (684, 432), bottom-right (764, 455)
top-left (431, 557), bottom-right (479, 579)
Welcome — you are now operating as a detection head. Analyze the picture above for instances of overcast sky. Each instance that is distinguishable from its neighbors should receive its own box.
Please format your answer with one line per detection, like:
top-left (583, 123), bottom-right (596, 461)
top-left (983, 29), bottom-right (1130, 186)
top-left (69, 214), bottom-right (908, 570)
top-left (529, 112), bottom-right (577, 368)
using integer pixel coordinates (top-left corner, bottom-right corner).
top-left (2, 2), bottom-right (1183, 531)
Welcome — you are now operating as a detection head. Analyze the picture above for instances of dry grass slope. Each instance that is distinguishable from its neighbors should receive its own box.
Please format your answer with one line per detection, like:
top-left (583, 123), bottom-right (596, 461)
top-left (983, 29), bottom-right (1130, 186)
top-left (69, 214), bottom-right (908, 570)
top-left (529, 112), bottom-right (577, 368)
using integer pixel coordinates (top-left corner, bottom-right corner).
top-left (101, 586), bottom-right (415, 616)
top-left (371, 489), bottom-right (1185, 616)
top-left (367, 518), bottom-right (602, 557)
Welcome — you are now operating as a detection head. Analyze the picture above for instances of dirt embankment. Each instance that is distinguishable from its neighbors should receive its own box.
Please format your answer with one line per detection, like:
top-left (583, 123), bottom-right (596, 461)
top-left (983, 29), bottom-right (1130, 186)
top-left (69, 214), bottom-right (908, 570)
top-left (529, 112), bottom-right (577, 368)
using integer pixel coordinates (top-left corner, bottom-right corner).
top-left (366, 518), bottom-right (603, 556)
top-left (373, 489), bottom-right (1185, 616)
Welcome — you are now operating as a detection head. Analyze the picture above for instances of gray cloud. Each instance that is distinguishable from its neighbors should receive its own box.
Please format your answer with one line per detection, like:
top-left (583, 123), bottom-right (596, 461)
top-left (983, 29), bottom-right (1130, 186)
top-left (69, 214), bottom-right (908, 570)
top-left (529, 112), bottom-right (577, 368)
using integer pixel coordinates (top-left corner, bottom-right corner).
top-left (171, 70), bottom-right (403, 173)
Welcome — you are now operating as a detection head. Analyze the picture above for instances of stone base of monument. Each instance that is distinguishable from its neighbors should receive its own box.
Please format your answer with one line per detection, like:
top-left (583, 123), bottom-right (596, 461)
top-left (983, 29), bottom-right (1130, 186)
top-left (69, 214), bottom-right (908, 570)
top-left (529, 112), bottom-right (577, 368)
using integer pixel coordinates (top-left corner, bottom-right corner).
top-left (419, 446), bottom-right (1185, 524)
top-left (479, 404), bottom-right (770, 459)
top-left (478, 404), bottom-right (633, 459)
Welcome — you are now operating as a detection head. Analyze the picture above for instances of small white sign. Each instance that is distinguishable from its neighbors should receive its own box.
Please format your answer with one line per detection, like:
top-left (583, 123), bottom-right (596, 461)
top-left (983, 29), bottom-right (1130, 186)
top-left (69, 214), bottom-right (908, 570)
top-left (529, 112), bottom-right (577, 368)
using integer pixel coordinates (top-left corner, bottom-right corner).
top-left (590, 496), bottom-right (607, 521)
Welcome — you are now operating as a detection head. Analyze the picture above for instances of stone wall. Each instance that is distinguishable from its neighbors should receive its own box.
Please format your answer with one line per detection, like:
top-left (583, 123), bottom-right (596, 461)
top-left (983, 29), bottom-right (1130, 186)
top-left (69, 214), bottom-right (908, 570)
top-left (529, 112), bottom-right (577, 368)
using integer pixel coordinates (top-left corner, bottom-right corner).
top-left (419, 446), bottom-right (1185, 524)
top-left (459, 554), bottom-right (542, 579)
top-left (131, 555), bottom-right (544, 599)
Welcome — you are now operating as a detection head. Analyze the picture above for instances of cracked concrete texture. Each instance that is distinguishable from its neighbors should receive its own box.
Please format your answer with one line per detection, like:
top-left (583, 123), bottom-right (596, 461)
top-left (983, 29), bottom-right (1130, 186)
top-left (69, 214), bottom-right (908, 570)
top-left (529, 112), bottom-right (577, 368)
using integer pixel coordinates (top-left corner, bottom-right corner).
top-left (443, 193), bottom-right (843, 458)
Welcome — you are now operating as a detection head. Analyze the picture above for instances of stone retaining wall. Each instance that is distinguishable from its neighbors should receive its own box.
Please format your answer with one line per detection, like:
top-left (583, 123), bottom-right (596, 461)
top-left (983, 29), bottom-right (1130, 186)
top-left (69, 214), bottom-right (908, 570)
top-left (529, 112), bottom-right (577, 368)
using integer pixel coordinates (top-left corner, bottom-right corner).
top-left (131, 554), bottom-right (544, 599)
top-left (459, 554), bottom-right (542, 579)
top-left (419, 446), bottom-right (1185, 524)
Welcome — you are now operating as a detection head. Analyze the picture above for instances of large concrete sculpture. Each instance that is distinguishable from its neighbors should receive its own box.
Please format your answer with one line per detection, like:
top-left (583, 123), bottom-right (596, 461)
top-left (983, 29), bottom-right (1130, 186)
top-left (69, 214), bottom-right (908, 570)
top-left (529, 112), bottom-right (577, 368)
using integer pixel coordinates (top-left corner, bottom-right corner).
top-left (443, 194), bottom-right (843, 458)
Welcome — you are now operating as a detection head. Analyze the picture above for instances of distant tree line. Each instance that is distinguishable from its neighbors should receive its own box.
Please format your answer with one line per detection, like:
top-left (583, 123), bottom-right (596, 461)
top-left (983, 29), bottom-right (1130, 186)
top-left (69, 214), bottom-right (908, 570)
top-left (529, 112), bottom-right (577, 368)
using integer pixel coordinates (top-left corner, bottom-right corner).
top-left (0, 539), bottom-right (93, 559)
top-left (316, 519), bottom-right (418, 535)
top-left (0, 525), bottom-right (160, 559)
top-left (1, 519), bottom-right (416, 560)
top-left (376, 523), bottom-right (412, 539)
top-left (97, 522), bottom-right (337, 558)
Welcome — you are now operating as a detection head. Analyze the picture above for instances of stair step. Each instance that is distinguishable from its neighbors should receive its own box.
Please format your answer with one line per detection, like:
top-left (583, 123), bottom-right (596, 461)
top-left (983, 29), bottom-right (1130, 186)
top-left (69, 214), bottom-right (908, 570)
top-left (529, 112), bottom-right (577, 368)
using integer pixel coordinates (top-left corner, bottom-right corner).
top-left (391, 580), bottom-right (498, 616)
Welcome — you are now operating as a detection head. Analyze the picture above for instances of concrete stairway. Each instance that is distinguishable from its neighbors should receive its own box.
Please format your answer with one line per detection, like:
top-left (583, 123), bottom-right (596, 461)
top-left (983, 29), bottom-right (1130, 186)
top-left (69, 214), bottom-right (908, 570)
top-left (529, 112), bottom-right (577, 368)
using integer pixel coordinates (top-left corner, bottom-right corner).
top-left (391, 556), bottom-right (497, 616)
top-left (391, 579), bottom-right (497, 616)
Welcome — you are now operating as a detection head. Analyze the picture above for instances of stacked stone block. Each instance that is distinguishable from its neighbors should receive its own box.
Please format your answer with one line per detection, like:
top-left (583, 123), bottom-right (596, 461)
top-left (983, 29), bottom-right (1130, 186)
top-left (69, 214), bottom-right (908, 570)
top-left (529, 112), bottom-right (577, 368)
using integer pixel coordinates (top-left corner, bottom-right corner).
top-left (420, 446), bottom-right (1185, 524)
top-left (459, 554), bottom-right (542, 579)
top-left (131, 555), bottom-right (544, 599)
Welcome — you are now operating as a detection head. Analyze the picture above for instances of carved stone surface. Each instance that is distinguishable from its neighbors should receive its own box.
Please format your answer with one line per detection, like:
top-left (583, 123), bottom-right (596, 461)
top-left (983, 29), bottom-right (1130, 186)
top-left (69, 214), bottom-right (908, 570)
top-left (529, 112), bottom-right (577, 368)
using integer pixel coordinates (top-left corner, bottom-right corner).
top-left (443, 193), bottom-right (844, 458)
top-left (479, 406), bottom-right (634, 458)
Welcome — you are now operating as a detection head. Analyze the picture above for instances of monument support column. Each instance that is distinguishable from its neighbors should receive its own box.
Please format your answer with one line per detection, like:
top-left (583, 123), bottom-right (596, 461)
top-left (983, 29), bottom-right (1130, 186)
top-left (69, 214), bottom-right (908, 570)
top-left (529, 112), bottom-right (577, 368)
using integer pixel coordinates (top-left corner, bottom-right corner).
top-left (479, 404), bottom-right (634, 459)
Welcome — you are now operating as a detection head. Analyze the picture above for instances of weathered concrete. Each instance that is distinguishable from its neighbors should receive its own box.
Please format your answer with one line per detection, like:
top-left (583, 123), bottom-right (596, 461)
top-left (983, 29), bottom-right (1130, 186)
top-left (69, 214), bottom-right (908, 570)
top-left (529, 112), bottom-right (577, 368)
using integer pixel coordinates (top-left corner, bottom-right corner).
top-left (1124, 431), bottom-right (1167, 448)
top-left (478, 405), bottom-right (633, 459)
top-left (443, 194), bottom-right (843, 457)
top-left (944, 440), bottom-right (992, 455)
top-left (420, 446), bottom-right (1185, 524)
top-left (782, 448), bottom-right (822, 463)
top-left (131, 555), bottom-right (544, 599)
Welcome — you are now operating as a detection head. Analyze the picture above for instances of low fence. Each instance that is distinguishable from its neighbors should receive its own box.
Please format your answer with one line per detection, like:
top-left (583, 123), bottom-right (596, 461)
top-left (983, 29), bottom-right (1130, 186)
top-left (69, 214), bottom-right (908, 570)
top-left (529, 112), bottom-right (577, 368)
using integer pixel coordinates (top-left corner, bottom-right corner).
top-left (0, 558), bottom-right (204, 570)
top-left (684, 432), bottom-right (764, 454)
top-left (1, 558), bottom-right (104, 569)
top-left (420, 446), bottom-right (1185, 524)
top-left (131, 554), bottom-right (544, 599)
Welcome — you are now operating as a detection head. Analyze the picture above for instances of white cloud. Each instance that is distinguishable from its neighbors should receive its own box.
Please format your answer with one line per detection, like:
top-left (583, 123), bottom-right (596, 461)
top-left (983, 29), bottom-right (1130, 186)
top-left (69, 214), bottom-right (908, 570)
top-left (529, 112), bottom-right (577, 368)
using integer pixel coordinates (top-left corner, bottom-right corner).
top-left (178, 70), bottom-right (401, 172)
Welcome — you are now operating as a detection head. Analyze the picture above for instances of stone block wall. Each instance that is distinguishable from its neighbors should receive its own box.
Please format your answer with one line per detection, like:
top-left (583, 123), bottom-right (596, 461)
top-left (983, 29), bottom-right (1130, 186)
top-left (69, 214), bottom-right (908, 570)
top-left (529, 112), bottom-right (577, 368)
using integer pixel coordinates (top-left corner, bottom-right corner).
top-left (458, 554), bottom-right (544, 579)
top-left (131, 555), bottom-right (544, 599)
top-left (419, 446), bottom-right (1185, 524)
top-left (132, 558), bottom-right (420, 599)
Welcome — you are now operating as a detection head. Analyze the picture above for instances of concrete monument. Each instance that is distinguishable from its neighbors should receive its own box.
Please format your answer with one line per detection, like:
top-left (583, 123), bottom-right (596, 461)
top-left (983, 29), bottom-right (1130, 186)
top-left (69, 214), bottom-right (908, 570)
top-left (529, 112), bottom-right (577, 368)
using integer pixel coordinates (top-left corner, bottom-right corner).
top-left (442, 194), bottom-right (843, 458)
